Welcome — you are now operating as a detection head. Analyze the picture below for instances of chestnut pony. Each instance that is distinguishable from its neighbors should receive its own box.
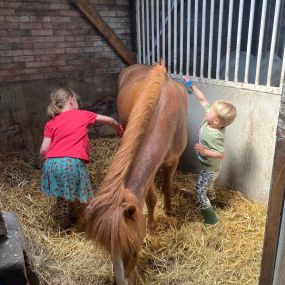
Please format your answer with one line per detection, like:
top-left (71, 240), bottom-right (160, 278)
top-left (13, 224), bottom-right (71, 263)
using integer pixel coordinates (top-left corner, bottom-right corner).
top-left (85, 63), bottom-right (187, 285)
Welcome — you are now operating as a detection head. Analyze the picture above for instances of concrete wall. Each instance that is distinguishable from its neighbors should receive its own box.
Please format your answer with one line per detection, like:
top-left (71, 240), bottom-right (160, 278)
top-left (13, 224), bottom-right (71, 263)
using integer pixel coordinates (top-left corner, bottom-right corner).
top-left (180, 82), bottom-right (280, 205)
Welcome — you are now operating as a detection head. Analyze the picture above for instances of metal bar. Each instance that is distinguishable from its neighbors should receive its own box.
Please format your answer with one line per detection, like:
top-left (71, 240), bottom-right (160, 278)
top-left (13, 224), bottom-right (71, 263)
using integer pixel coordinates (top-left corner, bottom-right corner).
top-left (200, 0), bottom-right (206, 78)
top-left (225, 0), bottom-right (234, 81)
top-left (280, 45), bottom-right (285, 91)
top-left (216, 0), bottom-right (224, 80)
top-left (136, 0), bottom-right (142, 63)
top-left (162, 0), bottom-right (166, 61)
top-left (171, 74), bottom-right (282, 95)
top-left (244, 0), bottom-right (256, 83)
top-left (156, 0), bottom-right (160, 62)
top-left (234, 0), bottom-right (244, 82)
top-left (208, 0), bottom-right (215, 78)
top-left (255, 0), bottom-right (268, 85)
top-left (179, 0), bottom-right (184, 74)
top-left (167, 0), bottom-right (171, 72)
top-left (186, 0), bottom-right (191, 76)
top-left (141, 0), bottom-right (146, 63)
top-left (173, 0), bottom-right (177, 74)
top-left (267, 0), bottom-right (281, 86)
top-left (146, 0), bottom-right (150, 64)
top-left (193, 0), bottom-right (198, 77)
top-left (151, 0), bottom-right (155, 63)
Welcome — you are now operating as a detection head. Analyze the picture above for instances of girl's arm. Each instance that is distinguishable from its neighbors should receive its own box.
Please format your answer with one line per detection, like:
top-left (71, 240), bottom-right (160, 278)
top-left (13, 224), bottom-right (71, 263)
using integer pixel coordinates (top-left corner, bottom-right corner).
top-left (39, 137), bottom-right (51, 157)
top-left (194, 143), bottom-right (224, 159)
top-left (96, 114), bottom-right (124, 136)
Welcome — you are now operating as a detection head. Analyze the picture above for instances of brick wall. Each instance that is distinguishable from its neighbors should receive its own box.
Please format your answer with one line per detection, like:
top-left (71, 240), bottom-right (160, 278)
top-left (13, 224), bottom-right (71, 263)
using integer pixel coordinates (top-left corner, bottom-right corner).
top-left (0, 0), bottom-right (134, 83)
top-left (0, 0), bottom-right (135, 161)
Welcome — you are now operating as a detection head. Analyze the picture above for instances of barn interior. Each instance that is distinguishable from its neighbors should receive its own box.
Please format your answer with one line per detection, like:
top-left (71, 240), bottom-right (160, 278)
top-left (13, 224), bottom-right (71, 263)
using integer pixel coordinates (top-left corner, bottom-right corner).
top-left (0, 0), bottom-right (284, 284)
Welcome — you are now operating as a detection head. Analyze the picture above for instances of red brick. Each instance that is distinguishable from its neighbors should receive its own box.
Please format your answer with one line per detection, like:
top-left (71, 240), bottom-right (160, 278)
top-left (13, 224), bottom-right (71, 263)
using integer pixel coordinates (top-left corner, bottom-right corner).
top-left (0, 57), bottom-right (12, 64)
top-left (20, 23), bottom-right (41, 29)
top-left (26, 60), bottom-right (66, 68)
top-left (31, 29), bottom-right (53, 36)
top-left (1, 37), bottom-right (21, 43)
top-left (0, 50), bottom-right (22, 57)
top-left (50, 3), bottom-right (71, 10)
top-left (45, 48), bottom-right (65, 54)
top-left (23, 49), bottom-right (46, 56)
top-left (13, 56), bottom-right (34, 62)
top-left (35, 54), bottom-right (59, 61)
top-left (59, 10), bottom-right (79, 17)
top-left (0, 30), bottom-right (7, 36)
top-left (66, 47), bottom-right (85, 54)
top-left (22, 36), bottom-right (64, 43)
top-left (29, 16), bottom-right (50, 22)
top-left (34, 42), bottom-right (56, 49)
top-left (50, 16), bottom-right (71, 23)
top-left (0, 9), bottom-right (15, 15)
top-left (65, 35), bottom-right (85, 42)
top-left (5, 15), bottom-right (29, 22)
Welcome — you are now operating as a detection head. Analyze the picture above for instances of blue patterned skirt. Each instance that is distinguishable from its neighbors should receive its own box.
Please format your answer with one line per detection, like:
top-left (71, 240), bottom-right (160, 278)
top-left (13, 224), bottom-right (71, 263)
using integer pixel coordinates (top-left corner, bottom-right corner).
top-left (41, 157), bottom-right (93, 203)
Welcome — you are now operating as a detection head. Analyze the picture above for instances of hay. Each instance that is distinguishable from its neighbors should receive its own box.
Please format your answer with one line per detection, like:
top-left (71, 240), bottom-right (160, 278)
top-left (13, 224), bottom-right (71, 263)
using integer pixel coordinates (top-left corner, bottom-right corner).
top-left (0, 138), bottom-right (266, 285)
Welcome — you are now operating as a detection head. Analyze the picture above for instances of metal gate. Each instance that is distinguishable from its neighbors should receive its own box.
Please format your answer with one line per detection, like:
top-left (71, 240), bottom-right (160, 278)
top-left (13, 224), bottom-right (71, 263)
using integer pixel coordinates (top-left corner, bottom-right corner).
top-left (135, 0), bottom-right (285, 95)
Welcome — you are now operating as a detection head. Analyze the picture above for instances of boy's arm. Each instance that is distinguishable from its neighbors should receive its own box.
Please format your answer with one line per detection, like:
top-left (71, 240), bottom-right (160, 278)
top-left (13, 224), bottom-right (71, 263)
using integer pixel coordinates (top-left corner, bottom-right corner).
top-left (194, 143), bottom-right (224, 159)
top-left (183, 76), bottom-right (209, 106)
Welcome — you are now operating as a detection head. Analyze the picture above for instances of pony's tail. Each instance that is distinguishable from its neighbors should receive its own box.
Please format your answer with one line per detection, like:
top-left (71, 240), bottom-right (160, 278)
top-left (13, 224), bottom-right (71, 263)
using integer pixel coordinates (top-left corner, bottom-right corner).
top-left (85, 189), bottom-right (146, 258)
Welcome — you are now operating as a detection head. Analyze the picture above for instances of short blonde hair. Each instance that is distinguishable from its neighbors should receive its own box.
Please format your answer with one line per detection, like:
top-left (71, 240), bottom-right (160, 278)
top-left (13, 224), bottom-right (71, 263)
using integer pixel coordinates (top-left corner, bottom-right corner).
top-left (212, 100), bottom-right (237, 127)
top-left (47, 87), bottom-right (80, 118)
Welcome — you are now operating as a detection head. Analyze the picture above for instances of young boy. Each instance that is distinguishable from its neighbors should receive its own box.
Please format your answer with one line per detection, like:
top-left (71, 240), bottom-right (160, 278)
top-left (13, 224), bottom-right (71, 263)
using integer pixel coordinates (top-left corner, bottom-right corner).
top-left (183, 76), bottom-right (237, 225)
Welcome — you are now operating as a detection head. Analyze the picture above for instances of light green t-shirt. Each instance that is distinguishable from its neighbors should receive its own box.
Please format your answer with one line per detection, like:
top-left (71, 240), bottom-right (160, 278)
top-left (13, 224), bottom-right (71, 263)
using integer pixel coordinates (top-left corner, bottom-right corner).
top-left (197, 104), bottom-right (225, 171)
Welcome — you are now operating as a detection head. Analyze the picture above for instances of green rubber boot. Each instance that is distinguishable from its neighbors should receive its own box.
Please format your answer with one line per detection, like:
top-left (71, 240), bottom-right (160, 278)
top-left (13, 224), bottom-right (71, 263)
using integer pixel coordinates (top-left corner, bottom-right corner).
top-left (201, 206), bottom-right (218, 225)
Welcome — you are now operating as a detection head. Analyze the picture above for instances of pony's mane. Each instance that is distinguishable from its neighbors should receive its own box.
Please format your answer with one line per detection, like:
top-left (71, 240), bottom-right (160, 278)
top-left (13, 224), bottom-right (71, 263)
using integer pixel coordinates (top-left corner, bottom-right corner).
top-left (86, 64), bottom-right (167, 254)
top-left (99, 64), bottom-right (167, 199)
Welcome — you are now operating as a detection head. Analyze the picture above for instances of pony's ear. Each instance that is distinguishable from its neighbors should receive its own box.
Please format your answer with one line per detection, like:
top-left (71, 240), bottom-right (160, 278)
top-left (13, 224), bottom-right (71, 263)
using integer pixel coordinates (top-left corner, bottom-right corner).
top-left (123, 205), bottom-right (136, 221)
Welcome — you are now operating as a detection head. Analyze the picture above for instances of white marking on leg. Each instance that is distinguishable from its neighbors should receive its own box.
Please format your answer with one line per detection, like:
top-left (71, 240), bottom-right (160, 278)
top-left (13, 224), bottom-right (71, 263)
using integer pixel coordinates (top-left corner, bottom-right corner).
top-left (112, 254), bottom-right (128, 285)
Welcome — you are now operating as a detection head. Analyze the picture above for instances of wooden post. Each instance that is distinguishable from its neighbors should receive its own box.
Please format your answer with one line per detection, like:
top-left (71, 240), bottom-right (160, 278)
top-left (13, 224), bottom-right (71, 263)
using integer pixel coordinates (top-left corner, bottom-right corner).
top-left (70, 0), bottom-right (137, 65)
top-left (259, 85), bottom-right (285, 284)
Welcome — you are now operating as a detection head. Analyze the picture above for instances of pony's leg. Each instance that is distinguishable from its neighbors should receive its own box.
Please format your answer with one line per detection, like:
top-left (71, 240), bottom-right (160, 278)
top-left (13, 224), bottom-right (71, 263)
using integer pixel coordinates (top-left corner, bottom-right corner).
top-left (145, 182), bottom-right (157, 234)
top-left (124, 252), bottom-right (138, 285)
top-left (162, 161), bottom-right (179, 215)
top-left (112, 254), bottom-right (128, 285)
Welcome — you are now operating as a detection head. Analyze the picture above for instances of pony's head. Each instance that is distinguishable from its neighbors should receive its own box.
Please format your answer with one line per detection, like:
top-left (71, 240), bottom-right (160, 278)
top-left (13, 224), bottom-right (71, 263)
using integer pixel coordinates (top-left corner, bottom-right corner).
top-left (85, 185), bottom-right (146, 257)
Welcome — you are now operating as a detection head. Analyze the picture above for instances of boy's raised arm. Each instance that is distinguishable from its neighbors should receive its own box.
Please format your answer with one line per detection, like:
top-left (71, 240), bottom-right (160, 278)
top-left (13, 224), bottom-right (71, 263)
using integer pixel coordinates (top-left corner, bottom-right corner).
top-left (183, 76), bottom-right (209, 106)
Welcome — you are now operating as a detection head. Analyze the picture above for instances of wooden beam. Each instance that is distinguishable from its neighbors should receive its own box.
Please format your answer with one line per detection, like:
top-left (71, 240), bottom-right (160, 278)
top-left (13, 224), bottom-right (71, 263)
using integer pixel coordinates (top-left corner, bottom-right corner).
top-left (259, 86), bottom-right (285, 284)
top-left (70, 0), bottom-right (136, 65)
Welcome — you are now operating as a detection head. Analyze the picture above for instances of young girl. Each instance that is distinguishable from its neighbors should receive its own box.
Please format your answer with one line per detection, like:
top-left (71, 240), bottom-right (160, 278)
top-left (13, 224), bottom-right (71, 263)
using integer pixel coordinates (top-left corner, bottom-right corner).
top-left (40, 87), bottom-right (124, 229)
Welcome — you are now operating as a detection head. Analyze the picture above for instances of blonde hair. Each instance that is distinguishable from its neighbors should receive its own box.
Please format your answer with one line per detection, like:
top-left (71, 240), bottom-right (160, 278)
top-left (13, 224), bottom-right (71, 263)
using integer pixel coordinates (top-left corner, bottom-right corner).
top-left (47, 87), bottom-right (80, 118)
top-left (212, 100), bottom-right (237, 127)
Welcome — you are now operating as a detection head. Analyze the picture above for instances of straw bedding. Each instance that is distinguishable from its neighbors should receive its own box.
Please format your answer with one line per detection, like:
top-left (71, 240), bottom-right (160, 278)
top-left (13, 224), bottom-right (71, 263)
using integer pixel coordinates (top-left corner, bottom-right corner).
top-left (0, 138), bottom-right (266, 285)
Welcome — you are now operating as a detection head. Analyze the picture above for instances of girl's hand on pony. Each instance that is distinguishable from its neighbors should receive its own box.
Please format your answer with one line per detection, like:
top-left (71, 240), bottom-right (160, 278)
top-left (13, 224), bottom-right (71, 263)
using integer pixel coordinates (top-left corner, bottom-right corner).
top-left (194, 143), bottom-right (206, 155)
top-left (118, 124), bottom-right (125, 138)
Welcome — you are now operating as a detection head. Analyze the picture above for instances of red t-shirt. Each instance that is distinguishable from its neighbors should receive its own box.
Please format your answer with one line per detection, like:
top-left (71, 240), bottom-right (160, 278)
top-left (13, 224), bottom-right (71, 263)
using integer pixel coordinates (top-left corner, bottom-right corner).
top-left (44, 110), bottom-right (97, 162)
